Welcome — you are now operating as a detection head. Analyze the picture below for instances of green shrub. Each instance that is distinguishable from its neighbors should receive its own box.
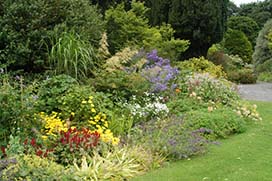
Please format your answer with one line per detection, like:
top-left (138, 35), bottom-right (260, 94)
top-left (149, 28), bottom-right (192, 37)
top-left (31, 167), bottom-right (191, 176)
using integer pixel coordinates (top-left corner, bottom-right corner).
top-left (185, 107), bottom-right (246, 138)
top-left (36, 75), bottom-right (78, 113)
top-left (48, 32), bottom-right (98, 80)
top-left (132, 115), bottom-right (209, 159)
top-left (105, 1), bottom-right (189, 60)
top-left (253, 19), bottom-right (272, 70)
top-left (227, 16), bottom-right (259, 46)
top-left (92, 70), bottom-right (150, 99)
top-left (183, 73), bottom-right (240, 105)
top-left (0, 76), bottom-right (37, 144)
top-left (223, 29), bottom-right (253, 64)
top-left (227, 68), bottom-right (257, 84)
top-left (0, 0), bottom-right (104, 72)
top-left (176, 56), bottom-right (226, 78)
top-left (258, 72), bottom-right (272, 82)
top-left (1, 155), bottom-right (74, 180)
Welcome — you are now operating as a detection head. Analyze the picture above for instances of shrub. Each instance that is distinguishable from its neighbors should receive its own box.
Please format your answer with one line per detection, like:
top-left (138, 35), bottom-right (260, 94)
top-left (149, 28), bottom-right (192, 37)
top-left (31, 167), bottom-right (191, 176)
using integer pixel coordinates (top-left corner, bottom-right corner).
top-left (183, 73), bottom-right (240, 105)
top-left (1, 155), bottom-right (73, 180)
top-left (258, 72), bottom-right (272, 82)
top-left (176, 56), bottom-right (226, 78)
top-left (0, 75), bottom-right (37, 144)
top-left (132, 115), bottom-right (209, 159)
top-left (0, 0), bottom-right (104, 72)
top-left (223, 29), bottom-right (253, 64)
top-left (184, 107), bottom-right (246, 138)
top-left (72, 147), bottom-right (145, 180)
top-left (124, 93), bottom-right (169, 124)
top-left (142, 50), bottom-right (179, 93)
top-left (105, 1), bottom-right (189, 60)
top-left (227, 16), bottom-right (259, 46)
top-left (227, 68), bottom-right (257, 84)
top-left (36, 74), bottom-right (78, 113)
top-left (253, 19), bottom-right (272, 71)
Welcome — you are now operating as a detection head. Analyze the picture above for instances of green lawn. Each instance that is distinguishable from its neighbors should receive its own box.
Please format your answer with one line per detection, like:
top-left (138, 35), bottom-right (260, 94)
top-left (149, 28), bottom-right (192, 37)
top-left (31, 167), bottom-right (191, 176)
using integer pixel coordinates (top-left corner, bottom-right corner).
top-left (134, 101), bottom-right (272, 181)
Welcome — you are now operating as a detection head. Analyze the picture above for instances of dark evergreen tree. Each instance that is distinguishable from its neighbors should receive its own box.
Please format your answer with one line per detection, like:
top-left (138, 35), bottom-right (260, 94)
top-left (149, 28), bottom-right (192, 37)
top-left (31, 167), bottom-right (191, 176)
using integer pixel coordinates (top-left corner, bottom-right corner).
top-left (168, 0), bottom-right (228, 59)
top-left (144, 0), bottom-right (170, 26)
top-left (227, 16), bottom-right (259, 46)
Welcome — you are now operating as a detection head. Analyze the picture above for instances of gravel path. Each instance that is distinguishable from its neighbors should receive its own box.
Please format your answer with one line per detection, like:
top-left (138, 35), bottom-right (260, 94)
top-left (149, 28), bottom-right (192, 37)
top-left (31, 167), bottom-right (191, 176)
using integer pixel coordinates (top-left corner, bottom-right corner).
top-left (237, 83), bottom-right (272, 102)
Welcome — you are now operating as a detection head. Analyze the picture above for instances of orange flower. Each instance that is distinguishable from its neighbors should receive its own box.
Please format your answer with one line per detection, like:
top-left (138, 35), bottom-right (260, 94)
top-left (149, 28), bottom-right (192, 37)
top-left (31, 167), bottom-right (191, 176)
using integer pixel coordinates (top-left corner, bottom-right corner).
top-left (175, 88), bottom-right (181, 93)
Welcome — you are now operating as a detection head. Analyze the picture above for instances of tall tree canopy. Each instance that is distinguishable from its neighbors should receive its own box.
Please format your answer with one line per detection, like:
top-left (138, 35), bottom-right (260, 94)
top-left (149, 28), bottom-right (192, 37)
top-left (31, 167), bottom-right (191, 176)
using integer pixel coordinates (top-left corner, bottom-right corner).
top-left (168, 0), bottom-right (228, 59)
top-left (227, 16), bottom-right (259, 46)
top-left (238, 0), bottom-right (272, 28)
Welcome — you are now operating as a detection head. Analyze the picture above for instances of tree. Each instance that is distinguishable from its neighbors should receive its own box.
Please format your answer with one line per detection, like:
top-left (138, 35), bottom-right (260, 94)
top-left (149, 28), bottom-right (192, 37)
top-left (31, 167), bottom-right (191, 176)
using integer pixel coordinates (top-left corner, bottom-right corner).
top-left (144, 0), bottom-right (170, 26)
top-left (224, 29), bottom-right (253, 64)
top-left (253, 19), bottom-right (272, 71)
top-left (238, 0), bottom-right (272, 28)
top-left (168, 0), bottom-right (228, 59)
top-left (227, 16), bottom-right (259, 46)
top-left (105, 0), bottom-right (189, 61)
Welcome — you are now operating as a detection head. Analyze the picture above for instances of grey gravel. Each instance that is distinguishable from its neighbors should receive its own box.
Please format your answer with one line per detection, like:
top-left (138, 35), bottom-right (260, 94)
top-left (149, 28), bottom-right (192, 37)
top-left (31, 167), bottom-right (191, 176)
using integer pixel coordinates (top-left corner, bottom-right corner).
top-left (237, 83), bottom-right (272, 102)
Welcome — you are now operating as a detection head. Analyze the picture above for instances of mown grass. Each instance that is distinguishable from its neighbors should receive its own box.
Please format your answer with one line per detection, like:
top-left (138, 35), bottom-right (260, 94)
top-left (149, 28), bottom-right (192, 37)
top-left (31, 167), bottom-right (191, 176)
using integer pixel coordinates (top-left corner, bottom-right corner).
top-left (134, 101), bottom-right (272, 181)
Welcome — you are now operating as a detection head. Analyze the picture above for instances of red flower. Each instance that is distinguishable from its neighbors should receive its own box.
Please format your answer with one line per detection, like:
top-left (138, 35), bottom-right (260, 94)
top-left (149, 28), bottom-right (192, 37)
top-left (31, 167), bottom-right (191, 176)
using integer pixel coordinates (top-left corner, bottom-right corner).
top-left (36, 150), bottom-right (43, 157)
top-left (1, 146), bottom-right (6, 157)
top-left (30, 138), bottom-right (36, 147)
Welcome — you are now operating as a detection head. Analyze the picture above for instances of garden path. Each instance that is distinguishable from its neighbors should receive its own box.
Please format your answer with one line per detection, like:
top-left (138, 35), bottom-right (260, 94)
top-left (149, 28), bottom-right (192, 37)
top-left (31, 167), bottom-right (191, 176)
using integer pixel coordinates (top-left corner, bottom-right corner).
top-left (238, 83), bottom-right (272, 102)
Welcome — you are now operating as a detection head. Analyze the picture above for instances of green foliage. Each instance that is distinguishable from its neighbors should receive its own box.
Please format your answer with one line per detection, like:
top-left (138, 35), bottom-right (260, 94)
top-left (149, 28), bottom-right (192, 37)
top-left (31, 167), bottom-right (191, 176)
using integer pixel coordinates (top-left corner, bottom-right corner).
top-left (48, 32), bottom-right (98, 80)
top-left (238, 0), bottom-right (272, 28)
top-left (182, 73), bottom-right (240, 105)
top-left (258, 72), bottom-right (272, 82)
top-left (36, 75), bottom-right (78, 113)
top-left (227, 68), bottom-right (257, 84)
top-left (0, 0), bottom-right (104, 73)
top-left (5, 135), bottom-right (25, 157)
top-left (253, 19), bottom-right (272, 72)
top-left (1, 155), bottom-right (73, 180)
top-left (0, 75), bottom-right (37, 144)
top-left (72, 148), bottom-right (144, 180)
top-left (227, 16), bottom-right (259, 46)
top-left (105, 1), bottom-right (189, 60)
top-left (176, 57), bottom-right (226, 78)
top-left (223, 29), bottom-right (253, 64)
top-left (132, 115), bottom-right (208, 159)
top-left (185, 107), bottom-right (246, 138)
top-left (92, 70), bottom-right (150, 99)
top-left (168, 0), bottom-right (228, 58)
top-left (268, 30), bottom-right (272, 50)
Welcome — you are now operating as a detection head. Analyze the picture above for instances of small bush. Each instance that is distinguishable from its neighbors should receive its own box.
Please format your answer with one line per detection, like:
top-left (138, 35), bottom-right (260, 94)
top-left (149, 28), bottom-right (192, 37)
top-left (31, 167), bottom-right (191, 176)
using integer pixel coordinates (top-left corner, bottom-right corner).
top-left (185, 107), bottom-right (246, 138)
top-left (1, 155), bottom-right (73, 180)
top-left (183, 73), bottom-right (240, 105)
top-left (36, 75), bottom-right (78, 113)
top-left (176, 56), bottom-right (226, 78)
top-left (133, 115), bottom-right (209, 159)
top-left (227, 68), bottom-right (257, 84)
top-left (224, 29), bottom-right (253, 64)
top-left (258, 72), bottom-right (272, 82)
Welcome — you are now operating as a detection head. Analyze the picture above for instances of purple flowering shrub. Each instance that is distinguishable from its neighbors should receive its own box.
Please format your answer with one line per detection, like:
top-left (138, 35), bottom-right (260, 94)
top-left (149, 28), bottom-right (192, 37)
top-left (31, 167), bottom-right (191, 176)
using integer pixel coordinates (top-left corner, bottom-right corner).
top-left (132, 115), bottom-right (210, 159)
top-left (142, 50), bottom-right (179, 93)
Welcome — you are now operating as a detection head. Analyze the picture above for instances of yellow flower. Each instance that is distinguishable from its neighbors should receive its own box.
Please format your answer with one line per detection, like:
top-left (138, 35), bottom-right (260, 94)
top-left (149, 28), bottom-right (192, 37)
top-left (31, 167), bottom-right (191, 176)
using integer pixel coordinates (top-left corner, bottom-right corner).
top-left (71, 112), bottom-right (75, 116)
top-left (91, 108), bottom-right (96, 113)
top-left (81, 100), bottom-right (87, 104)
top-left (89, 121), bottom-right (96, 125)
top-left (112, 137), bottom-right (120, 146)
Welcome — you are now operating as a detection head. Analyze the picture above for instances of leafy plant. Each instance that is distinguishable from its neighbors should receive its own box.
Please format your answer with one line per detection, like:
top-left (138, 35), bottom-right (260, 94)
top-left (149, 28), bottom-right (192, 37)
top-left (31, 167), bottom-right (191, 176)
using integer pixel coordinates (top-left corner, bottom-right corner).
top-left (1, 155), bottom-right (74, 180)
top-left (183, 73), bottom-right (240, 105)
top-left (48, 32), bottom-right (98, 80)
top-left (184, 107), bottom-right (246, 138)
top-left (36, 74), bottom-right (77, 113)
top-left (177, 56), bottom-right (226, 78)
top-left (132, 115), bottom-right (209, 159)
